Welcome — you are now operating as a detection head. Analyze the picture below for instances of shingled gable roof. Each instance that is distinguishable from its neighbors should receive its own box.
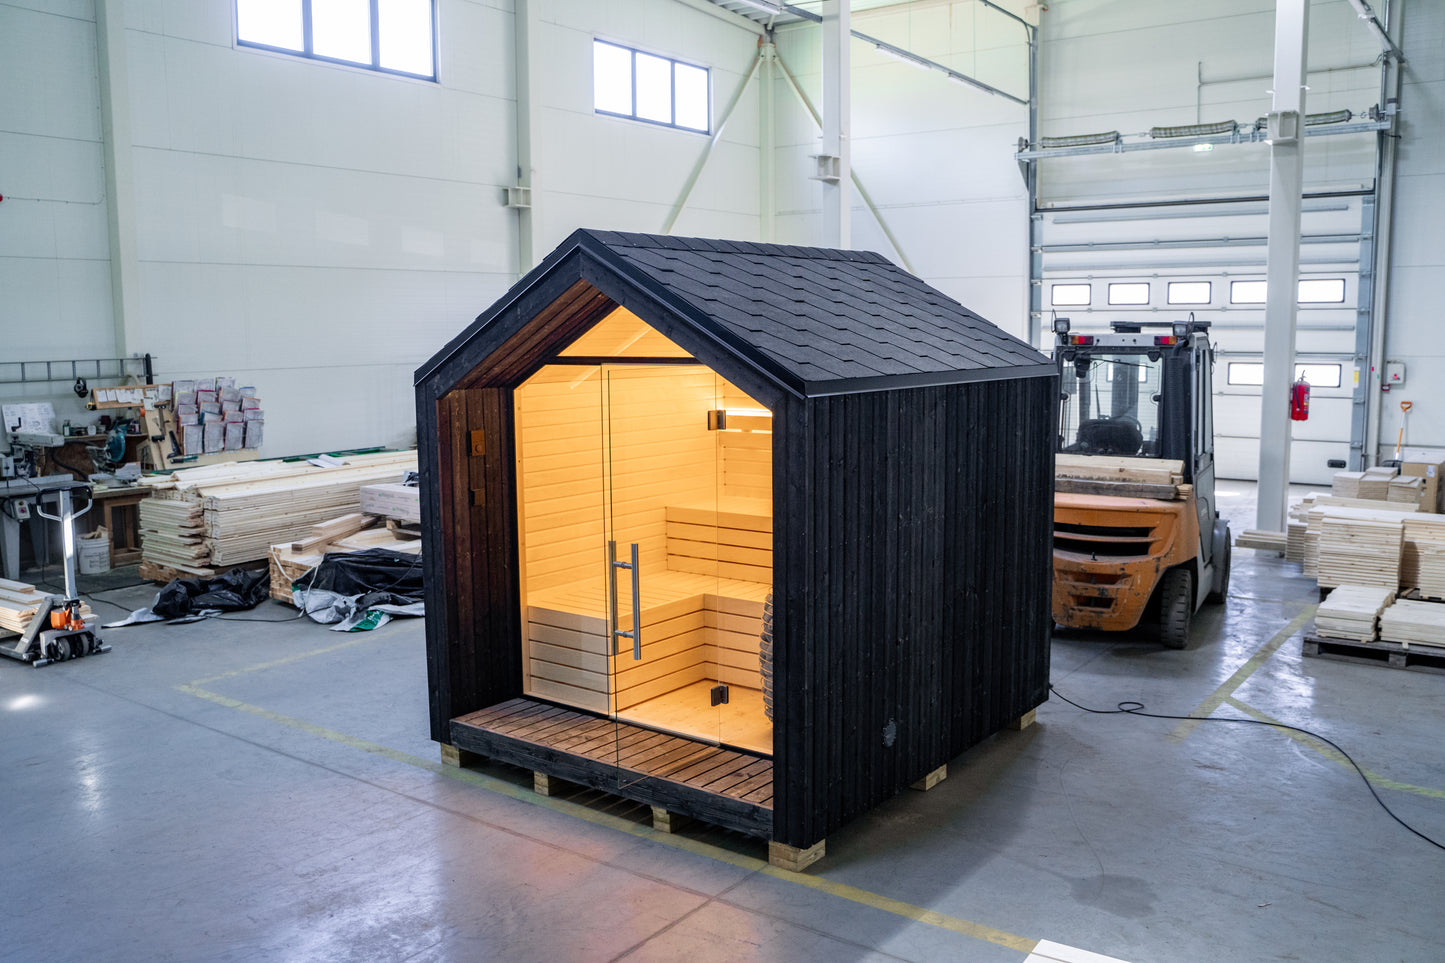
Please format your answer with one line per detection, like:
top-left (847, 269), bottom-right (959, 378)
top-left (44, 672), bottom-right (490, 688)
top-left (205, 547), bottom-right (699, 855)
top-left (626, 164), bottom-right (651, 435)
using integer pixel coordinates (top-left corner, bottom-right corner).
top-left (417, 229), bottom-right (1054, 398)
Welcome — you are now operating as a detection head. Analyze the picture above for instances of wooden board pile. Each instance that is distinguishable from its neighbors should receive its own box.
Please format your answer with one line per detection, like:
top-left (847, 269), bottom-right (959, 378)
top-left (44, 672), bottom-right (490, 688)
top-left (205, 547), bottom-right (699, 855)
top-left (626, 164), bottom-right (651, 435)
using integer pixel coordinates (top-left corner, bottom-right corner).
top-left (1315, 584), bottom-right (1396, 642)
top-left (1379, 598), bottom-right (1445, 649)
top-left (269, 511), bottom-right (422, 604)
top-left (1295, 497), bottom-right (1422, 581)
top-left (1413, 540), bottom-right (1445, 599)
top-left (1315, 515), bottom-right (1403, 589)
top-left (138, 451), bottom-right (417, 578)
top-left (1389, 475), bottom-right (1424, 508)
top-left (1331, 467), bottom-right (1397, 501)
top-left (1286, 521), bottom-right (1308, 563)
top-left (0, 578), bottom-right (92, 634)
top-left (1235, 529), bottom-right (1287, 553)
top-left (1055, 455), bottom-right (1187, 500)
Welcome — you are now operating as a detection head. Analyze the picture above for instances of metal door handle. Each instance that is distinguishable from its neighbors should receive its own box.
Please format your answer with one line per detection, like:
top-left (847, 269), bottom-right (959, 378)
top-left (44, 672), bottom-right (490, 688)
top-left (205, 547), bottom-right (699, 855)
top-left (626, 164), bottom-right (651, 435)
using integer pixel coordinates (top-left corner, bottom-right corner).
top-left (608, 541), bottom-right (642, 660)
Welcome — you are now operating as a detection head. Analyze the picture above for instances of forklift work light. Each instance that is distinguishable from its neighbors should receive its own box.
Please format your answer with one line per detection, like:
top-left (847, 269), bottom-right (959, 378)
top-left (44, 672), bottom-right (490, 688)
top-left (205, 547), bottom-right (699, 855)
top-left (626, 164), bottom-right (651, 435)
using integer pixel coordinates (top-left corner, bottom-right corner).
top-left (1172, 321), bottom-right (1190, 339)
top-left (1053, 317), bottom-right (1072, 335)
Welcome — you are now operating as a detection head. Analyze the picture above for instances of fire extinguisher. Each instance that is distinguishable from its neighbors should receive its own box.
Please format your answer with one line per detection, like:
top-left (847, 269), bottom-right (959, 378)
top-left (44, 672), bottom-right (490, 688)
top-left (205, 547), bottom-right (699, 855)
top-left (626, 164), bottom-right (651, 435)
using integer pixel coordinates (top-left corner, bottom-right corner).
top-left (1290, 376), bottom-right (1311, 421)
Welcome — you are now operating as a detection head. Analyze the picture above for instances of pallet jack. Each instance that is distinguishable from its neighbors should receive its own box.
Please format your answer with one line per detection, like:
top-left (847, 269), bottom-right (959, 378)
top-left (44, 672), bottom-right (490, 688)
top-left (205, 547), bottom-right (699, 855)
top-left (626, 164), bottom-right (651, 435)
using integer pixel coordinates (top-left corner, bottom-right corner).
top-left (0, 483), bottom-right (110, 667)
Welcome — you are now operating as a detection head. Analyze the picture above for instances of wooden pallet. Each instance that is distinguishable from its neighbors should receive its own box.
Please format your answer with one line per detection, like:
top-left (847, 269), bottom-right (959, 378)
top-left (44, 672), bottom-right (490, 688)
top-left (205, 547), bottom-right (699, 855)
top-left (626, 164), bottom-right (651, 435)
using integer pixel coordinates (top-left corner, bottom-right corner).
top-left (1302, 634), bottom-right (1445, 674)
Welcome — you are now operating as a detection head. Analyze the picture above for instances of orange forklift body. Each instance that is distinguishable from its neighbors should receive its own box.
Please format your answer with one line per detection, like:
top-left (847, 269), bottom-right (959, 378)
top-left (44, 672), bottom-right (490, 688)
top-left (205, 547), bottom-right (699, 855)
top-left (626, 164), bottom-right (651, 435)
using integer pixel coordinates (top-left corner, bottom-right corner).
top-left (1052, 491), bottom-right (1201, 631)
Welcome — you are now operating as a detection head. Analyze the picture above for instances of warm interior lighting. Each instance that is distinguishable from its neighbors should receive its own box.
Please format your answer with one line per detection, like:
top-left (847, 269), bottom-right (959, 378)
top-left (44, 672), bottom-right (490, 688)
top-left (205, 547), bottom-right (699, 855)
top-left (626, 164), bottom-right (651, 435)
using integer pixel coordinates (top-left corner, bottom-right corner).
top-left (707, 408), bottom-right (772, 431)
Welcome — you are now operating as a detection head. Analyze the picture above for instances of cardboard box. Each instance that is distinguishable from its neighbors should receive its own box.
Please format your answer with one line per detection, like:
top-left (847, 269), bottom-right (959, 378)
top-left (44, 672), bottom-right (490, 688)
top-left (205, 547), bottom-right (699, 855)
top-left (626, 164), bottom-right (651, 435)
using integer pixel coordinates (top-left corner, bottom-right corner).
top-left (360, 482), bottom-right (420, 523)
top-left (1399, 447), bottom-right (1445, 513)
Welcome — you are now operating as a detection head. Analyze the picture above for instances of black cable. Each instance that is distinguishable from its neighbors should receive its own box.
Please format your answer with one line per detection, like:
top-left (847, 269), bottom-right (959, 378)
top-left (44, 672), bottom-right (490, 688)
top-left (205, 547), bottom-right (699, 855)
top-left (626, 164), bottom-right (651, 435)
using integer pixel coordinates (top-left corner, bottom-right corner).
top-left (1048, 683), bottom-right (1445, 852)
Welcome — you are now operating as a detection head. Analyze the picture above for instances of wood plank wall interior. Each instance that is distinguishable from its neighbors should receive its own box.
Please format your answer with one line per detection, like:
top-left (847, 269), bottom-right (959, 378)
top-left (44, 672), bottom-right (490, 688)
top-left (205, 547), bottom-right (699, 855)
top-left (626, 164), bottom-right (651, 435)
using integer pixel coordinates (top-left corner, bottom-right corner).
top-left (514, 357), bottom-right (776, 727)
top-left (557, 306), bottom-right (693, 358)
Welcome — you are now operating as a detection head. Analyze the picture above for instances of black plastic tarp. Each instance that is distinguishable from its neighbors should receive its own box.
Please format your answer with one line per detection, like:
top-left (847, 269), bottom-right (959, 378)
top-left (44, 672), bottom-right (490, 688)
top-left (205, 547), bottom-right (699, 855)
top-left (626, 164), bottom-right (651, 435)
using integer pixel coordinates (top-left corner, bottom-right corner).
top-left (292, 547), bottom-right (424, 609)
top-left (152, 568), bottom-right (270, 619)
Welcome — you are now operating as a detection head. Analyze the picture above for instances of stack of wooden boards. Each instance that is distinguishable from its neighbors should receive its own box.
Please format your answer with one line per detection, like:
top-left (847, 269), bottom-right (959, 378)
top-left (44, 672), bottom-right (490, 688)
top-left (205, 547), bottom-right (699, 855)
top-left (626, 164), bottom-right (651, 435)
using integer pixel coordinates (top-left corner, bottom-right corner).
top-left (1315, 585), bottom-right (1396, 642)
top-left (138, 451), bottom-right (417, 580)
top-left (0, 578), bottom-right (93, 634)
top-left (1298, 502), bottom-right (1445, 595)
top-left (1379, 598), bottom-right (1445, 649)
top-left (268, 511), bottom-right (422, 604)
top-left (1316, 516), bottom-right (1403, 589)
top-left (1331, 466), bottom-right (1397, 500)
top-left (1055, 455), bottom-right (1188, 500)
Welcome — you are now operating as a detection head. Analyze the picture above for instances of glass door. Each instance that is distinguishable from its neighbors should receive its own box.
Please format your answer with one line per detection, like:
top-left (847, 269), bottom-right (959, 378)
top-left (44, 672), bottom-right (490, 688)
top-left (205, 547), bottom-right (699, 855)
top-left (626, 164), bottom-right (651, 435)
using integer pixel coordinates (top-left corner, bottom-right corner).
top-left (603, 363), bottom-right (722, 786)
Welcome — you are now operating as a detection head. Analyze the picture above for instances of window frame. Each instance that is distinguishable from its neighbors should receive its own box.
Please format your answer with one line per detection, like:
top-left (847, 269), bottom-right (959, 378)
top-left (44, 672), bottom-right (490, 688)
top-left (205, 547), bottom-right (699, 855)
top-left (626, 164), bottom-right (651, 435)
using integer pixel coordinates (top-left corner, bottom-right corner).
top-left (235, 0), bottom-right (438, 82)
top-left (1050, 282), bottom-right (1092, 307)
top-left (1166, 280), bottom-right (1212, 305)
top-left (593, 39), bottom-right (711, 134)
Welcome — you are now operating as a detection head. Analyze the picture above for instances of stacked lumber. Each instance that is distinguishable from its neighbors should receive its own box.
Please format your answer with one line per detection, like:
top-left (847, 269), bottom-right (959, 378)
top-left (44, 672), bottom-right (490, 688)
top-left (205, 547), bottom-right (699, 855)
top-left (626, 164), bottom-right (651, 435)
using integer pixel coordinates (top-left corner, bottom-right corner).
top-left (0, 578), bottom-right (93, 633)
top-left (139, 451), bottom-right (417, 578)
top-left (1389, 475), bottom-right (1424, 508)
top-left (1360, 465), bottom-right (1397, 499)
top-left (1286, 522), bottom-right (1308, 563)
top-left (1235, 529), bottom-right (1287, 553)
top-left (1315, 515), bottom-right (1403, 589)
top-left (1055, 455), bottom-right (1186, 500)
top-left (1379, 598), bottom-right (1445, 649)
top-left (1331, 471), bottom-right (1365, 498)
top-left (269, 512), bottom-right (422, 604)
top-left (1413, 540), bottom-right (1445, 599)
top-left (1299, 500), bottom-right (1428, 583)
top-left (1316, 584), bottom-right (1396, 642)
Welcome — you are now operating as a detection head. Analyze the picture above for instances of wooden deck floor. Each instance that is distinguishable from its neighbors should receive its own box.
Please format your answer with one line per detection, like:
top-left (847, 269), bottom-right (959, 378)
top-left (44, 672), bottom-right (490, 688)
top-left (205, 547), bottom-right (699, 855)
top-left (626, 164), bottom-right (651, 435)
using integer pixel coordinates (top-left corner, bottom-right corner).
top-left (451, 698), bottom-right (773, 839)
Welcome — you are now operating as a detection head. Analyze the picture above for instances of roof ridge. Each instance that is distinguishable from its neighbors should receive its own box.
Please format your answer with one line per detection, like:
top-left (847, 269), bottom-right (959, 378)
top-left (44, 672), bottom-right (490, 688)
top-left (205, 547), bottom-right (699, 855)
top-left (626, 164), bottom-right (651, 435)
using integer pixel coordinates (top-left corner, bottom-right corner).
top-left (578, 229), bottom-right (890, 264)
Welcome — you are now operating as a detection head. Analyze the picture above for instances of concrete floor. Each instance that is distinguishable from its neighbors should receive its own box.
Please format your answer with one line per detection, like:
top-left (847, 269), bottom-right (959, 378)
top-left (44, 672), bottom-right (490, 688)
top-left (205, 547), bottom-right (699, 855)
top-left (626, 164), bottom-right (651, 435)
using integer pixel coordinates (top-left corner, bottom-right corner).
top-left (4, 483), bottom-right (1443, 962)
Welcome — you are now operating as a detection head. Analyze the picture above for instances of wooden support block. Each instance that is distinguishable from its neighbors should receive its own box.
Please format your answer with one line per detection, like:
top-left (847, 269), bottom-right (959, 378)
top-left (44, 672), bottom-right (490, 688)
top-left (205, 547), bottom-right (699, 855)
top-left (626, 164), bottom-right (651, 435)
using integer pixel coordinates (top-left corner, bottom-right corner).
top-left (768, 839), bottom-right (825, 872)
top-left (651, 806), bottom-right (692, 834)
top-left (1009, 708), bottom-right (1037, 731)
top-left (439, 743), bottom-right (483, 768)
top-left (533, 772), bottom-right (561, 796)
top-left (910, 764), bottom-right (947, 792)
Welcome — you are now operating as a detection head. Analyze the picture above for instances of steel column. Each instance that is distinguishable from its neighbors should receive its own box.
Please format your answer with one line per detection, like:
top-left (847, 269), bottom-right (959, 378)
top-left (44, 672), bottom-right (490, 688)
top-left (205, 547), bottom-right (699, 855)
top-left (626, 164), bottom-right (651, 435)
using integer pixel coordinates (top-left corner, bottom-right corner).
top-left (1256, 0), bottom-right (1310, 532)
top-left (820, 0), bottom-right (850, 248)
top-left (95, 0), bottom-right (139, 357)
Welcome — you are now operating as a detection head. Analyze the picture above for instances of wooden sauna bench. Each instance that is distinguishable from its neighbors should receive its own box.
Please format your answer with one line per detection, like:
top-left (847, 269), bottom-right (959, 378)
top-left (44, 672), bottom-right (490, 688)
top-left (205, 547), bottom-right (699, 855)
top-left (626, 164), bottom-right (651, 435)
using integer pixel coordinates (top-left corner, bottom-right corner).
top-left (523, 502), bottom-right (773, 753)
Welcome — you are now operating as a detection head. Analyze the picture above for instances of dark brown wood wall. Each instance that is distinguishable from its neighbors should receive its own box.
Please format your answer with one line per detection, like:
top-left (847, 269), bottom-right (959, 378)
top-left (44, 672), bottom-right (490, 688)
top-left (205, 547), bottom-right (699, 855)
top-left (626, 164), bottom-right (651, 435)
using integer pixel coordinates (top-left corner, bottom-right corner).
top-left (772, 375), bottom-right (1056, 849)
top-left (419, 386), bottom-right (523, 741)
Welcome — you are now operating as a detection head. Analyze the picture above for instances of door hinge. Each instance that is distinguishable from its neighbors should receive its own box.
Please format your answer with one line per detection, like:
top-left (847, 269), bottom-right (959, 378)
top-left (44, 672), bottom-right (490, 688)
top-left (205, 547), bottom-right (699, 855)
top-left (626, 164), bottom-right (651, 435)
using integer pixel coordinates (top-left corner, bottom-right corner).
top-left (710, 684), bottom-right (730, 706)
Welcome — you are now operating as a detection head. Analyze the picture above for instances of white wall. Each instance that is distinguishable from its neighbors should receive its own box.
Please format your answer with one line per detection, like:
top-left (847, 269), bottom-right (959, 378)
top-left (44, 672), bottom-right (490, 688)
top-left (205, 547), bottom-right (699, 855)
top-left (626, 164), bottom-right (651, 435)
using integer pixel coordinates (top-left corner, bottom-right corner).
top-left (1379, 0), bottom-right (1445, 455)
top-left (771, 0), bottom-right (1035, 338)
top-left (3, 0), bottom-right (764, 459)
top-left (0, 0), bottom-right (119, 430)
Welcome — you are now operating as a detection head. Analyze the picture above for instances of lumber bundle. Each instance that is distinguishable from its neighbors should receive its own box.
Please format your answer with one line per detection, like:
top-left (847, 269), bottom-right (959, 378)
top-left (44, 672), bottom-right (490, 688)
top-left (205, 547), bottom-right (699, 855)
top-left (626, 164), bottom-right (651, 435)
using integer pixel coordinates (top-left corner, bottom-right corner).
top-left (1331, 471), bottom-right (1365, 498)
top-left (139, 451), bottom-right (417, 577)
top-left (1315, 515), bottom-right (1403, 589)
top-left (269, 512), bottom-right (422, 604)
top-left (1412, 540), bottom-right (1445, 599)
top-left (1286, 522), bottom-right (1308, 563)
top-left (1331, 467), bottom-right (1397, 501)
top-left (1055, 455), bottom-right (1186, 500)
top-left (1235, 529), bottom-right (1287, 553)
top-left (1389, 475), bottom-right (1425, 508)
top-left (1315, 585), bottom-right (1396, 642)
top-left (0, 578), bottom-right (92, 633)
top-left (1379, 598), bottom-right (1445, 649)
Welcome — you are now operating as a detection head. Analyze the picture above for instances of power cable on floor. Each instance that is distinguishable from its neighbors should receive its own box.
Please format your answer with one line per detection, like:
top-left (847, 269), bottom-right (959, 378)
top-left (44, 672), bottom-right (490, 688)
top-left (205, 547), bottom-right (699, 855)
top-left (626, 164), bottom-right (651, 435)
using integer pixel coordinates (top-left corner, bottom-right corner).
top-left (1048, 682), bottom-right (1445, 852)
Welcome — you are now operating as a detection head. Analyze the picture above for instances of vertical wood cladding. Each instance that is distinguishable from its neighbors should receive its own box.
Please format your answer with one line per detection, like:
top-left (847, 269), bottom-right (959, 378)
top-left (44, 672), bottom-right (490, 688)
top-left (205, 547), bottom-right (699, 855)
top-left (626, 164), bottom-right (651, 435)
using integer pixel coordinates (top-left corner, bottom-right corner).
top-left (773, 376), bottom-right (1055, 848)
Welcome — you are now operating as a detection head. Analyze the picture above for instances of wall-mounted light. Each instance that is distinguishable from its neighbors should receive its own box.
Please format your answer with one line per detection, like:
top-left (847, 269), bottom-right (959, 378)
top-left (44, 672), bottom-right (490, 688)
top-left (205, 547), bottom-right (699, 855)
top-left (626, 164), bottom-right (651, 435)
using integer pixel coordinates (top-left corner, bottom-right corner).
top-left (707, 408), bottom-right (772, 431)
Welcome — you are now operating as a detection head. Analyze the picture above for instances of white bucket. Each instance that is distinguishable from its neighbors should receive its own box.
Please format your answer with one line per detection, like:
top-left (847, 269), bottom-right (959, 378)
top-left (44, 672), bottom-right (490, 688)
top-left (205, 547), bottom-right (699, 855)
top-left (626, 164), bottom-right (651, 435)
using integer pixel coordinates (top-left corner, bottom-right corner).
top-left (78, 532), bottom-right (111, 575)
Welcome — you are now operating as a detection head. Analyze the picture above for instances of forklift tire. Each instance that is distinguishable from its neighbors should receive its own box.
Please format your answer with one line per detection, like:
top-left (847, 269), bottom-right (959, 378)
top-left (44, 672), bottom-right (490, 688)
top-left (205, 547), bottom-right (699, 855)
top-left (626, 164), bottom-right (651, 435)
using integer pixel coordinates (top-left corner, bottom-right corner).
top-left (1207, 538), bottom-right (1231, 604)
top-left (1159, 568), bottom-right (1193, 649)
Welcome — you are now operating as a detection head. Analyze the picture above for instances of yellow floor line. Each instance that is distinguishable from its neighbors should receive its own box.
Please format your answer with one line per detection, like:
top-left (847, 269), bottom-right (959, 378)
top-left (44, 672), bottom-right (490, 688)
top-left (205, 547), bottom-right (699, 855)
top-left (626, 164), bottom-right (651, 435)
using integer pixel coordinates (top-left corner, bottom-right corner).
top-left (175, 682), bottom-right (1037, 954)
top-left (1222, 695), bottom-right (1445, 800)
top-left (1169, 605), bottom-right (1317, 743)
top-left (188, 633), bottom-right (382, 686)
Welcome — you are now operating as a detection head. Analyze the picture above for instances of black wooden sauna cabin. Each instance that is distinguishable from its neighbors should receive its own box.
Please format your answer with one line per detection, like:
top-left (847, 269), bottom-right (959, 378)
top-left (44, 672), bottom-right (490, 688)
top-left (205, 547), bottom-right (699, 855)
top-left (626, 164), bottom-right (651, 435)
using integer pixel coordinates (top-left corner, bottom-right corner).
top-left (415, 230), bottom-right (1056, 867)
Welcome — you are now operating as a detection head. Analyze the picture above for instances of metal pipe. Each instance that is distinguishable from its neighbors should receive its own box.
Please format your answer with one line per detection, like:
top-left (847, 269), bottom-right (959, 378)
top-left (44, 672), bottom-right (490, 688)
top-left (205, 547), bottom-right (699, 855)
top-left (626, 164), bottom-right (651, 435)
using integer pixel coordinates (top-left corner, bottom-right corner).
top-left (662, 51), bottom-right (763, 234)
top-left (1364, 1), bottom-right (1403, 465)
top-left (1345, 0), bottom-right (1406, 60)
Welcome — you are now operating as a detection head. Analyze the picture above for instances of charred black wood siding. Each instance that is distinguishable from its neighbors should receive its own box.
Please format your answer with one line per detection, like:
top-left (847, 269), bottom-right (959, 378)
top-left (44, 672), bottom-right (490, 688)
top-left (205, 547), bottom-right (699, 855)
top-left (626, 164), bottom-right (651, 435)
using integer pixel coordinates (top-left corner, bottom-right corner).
top-left (772, 376), bottom-right (1055, 849)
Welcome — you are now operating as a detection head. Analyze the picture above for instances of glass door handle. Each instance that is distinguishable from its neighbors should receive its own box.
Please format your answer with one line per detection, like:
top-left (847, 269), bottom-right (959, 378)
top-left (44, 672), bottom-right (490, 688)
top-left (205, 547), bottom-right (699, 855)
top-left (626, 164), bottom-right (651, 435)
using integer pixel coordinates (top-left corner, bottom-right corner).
top-left (608, 540), bottom-right (642, 660)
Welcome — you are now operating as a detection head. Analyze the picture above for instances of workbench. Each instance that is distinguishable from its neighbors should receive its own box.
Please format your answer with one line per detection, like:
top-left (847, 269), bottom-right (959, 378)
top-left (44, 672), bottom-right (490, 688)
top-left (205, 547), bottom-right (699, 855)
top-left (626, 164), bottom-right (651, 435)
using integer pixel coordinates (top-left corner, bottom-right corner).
top-left (85, 485), bottom-right (152, 567)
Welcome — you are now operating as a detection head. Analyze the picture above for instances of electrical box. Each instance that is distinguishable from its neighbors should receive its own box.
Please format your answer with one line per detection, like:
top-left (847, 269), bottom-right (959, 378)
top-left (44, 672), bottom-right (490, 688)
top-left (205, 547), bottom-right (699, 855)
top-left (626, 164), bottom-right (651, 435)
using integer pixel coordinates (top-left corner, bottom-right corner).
top-left (1385, 361), bottom-right (1406, 386)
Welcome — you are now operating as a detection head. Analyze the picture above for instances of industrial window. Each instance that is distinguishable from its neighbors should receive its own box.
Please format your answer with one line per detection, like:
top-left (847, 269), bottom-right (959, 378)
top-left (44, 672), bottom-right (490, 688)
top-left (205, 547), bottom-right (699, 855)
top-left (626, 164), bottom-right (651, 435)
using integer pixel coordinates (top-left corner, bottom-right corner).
top-left (1167, 281), bottom-right (1211, 305)
top-left (1230, 278), bottom-right (1348, 304)
top-left (1107, 282), bottom-right (1150, 305)
top-left (1298, 278), bottom-right (1346, 303)
top-left (1226, 362), bottom-right (1342, 388)
top-left (235, 0), bottom-right (436, 80)
top-left (593, 40), bottom-right (710, 133)
top-left (1050, 283), bottom-right (1091, 306)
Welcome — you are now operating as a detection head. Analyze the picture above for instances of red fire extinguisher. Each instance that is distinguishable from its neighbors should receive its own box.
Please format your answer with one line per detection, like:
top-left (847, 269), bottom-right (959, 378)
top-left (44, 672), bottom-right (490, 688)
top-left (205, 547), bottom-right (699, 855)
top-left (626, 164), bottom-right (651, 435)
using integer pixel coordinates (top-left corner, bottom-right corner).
top-left (1290, 376), bottom-right (1311, 421)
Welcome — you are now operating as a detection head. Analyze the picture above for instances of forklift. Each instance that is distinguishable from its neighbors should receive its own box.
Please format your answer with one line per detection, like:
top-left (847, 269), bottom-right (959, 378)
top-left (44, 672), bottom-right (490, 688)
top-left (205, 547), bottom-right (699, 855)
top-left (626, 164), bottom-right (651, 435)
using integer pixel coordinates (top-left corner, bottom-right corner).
top-left (1051, 316), bottom-right (1230, 648)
